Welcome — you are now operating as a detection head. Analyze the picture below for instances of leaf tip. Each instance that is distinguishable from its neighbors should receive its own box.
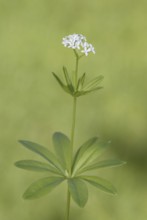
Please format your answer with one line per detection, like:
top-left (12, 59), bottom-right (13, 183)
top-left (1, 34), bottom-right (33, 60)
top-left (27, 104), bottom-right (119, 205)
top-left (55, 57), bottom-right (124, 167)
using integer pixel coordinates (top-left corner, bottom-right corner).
top-left (18, 140), bottom-right (25, 144)
top-left (14, 161), bottom-right (19, 167)
top-left (109, 185), bottom-right (118, 196)
top-left (112, 191), bottom-right (118, 196)
top-left (23, 192), bottom-right (31, 200)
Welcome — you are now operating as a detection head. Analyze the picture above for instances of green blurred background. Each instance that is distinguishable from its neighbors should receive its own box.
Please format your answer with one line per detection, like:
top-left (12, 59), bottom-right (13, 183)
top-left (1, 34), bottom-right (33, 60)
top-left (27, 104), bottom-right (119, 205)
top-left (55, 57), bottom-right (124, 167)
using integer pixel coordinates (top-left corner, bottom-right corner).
top-left (0, 0), bottom-right (147, 219)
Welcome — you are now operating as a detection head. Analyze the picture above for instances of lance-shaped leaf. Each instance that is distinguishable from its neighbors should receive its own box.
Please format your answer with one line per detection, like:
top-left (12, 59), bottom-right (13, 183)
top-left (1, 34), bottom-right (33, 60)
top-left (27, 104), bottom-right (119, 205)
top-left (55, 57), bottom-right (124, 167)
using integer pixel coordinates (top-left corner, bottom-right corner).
top-left (72, 137), bottom-right (98, 168)
top-left (76, 73), bottom-right (86, 91)
top-left (19, 140), bottom-right (64, 174)
top-left (72, 75), bottom-right (104, 97)
top-left (68, 178), bottom-right (88, 207)
top-left (53, 132), bottom-right (71, 170)
top-left (72, 138), bottom-right (110, 175)
top-left (23, 176), bottom-right (65, 199)
top-left (81, 176), bottom-right (117, 195)
top-left (77, 160), bottom-right (126, 174)
top-left (74, 86), bottom-right (103, 97)
top-left (82, 75), bottom-right (104, 91)
top-left (63, 66), bottom-right (75, 93)
top-left (52, 72), bottom-right (71, 94)
top-left (15, 160), bottom-right (63, 175)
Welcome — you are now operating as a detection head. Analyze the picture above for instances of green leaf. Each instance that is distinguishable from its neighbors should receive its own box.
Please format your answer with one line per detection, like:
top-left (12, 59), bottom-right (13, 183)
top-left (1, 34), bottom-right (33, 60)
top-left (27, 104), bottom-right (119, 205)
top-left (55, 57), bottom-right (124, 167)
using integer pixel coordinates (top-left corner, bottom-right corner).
top-left (75, 86), bottom-right (103, 97)
top-left (15, 160), bottom-right (63, 175)
top-left (19, 140), bottom-right (64, 175)
top-left (72, 138), bottom-right (110, 175)
top-left (53, 132), bottom-right (71, 170)
top-left (71, 75), bottom-right (104, 97)
top-left (52, 72), bottom-right (71, 94)
top-left (52, 72), bottom-right (66, 88)
top-left (80, 86), bottom-right (103, 96)
top-left (81, 176), bottom-right (117, 195)
top-left (63, 66), bottom-right (75, 93)
top-left (78, 160), bottom-right (126, 174)
top-left (83, 75), bottom-right (104, 91)
top-left (72, 137), bottom-right (98, 166)
top-left (68, 178), bottom-right (88, 207)
top-left (76, 73), bottom-right (86, 90)
top-left (23, 176), bottom-right (65, 199)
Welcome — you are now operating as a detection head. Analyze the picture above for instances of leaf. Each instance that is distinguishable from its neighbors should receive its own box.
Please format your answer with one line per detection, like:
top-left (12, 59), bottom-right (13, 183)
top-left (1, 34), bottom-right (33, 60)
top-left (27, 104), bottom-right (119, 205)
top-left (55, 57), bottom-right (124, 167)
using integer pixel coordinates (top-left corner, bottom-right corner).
top-left (78, 160), bottom-right (126, 174)
top-left (72, 75), bottom-right (104, 97)
top-left (63, 66), bottom-right (75, 93)
top-left (15, 160), bottom-right (63, 175)
top-left (72, 137), bottom-right (98, 166)
top-left (53, 132), bottom-right (71, 170)
top-left (72, 138), bottom-right (110, 175)
top-left (52, 72), bottom-right (66, 88)
top-left (80, 86), bottom-right (103, 96)
top-left (68, 178), bottom-right (88, 207)
top-left (83, 75), bottom-right (104, 91)
top-left (76, 73), bottom-right (86, 90)
top-left (52, 72), bottom-right (71, 94)
top-left (74, 86), bottom-right (103, 98)
top-left (23, 176), bottom-right (65, 199)
top-left (19, 140), bottom-right (64, 175)
top-left (81, 176), bottom-right (117, 195)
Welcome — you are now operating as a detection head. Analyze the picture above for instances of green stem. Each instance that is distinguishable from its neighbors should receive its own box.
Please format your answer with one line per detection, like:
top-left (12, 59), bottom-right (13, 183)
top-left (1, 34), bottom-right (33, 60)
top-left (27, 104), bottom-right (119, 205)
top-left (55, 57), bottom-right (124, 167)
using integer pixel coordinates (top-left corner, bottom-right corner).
top-left (75, 52), bottom-right (79, 88)
top-left (66, 189), bottom-right (71, 220)
top-left (70, 96), bottom-right (77, 157)
top-left (66, 97), bottom-right (77, 220)
top-left (70, 51), bottom-right (79, 172)
top-left (65, 51), bottom-right (79, 220)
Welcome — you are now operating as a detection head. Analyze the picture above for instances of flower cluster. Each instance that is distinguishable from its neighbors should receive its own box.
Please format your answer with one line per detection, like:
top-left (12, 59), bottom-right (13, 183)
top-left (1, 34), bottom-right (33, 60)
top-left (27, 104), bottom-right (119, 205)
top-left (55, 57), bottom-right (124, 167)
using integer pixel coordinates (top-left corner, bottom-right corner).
top-left (62, 34), bottom-right (95, 56)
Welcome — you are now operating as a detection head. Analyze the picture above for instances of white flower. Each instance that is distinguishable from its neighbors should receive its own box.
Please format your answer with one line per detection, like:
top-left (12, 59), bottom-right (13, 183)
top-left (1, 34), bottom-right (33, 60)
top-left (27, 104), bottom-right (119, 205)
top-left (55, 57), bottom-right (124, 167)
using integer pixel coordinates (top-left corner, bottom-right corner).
top-left (62, 34), bottom-right (95, 56)
top-left (81, 42), bottom-right (95, 56)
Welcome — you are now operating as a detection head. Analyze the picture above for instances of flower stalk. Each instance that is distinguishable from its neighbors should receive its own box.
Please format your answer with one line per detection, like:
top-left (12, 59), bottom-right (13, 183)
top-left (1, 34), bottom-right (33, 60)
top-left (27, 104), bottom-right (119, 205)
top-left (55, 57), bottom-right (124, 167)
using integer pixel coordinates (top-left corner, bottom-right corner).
top-left (67, 50), bottom-right (79, 220)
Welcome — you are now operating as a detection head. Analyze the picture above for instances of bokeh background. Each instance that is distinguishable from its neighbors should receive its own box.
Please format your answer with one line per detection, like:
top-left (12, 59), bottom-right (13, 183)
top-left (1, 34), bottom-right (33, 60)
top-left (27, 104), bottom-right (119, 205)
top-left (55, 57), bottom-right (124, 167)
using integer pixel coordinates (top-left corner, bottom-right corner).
top-left (1, 0), bottom-right (147, 219)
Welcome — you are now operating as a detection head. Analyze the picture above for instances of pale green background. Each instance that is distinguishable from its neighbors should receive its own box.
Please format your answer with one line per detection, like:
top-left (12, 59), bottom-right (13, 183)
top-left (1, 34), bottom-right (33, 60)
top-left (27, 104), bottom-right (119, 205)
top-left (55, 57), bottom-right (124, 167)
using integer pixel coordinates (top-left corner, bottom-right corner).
top-left (0, 0), bottom-right (147, 220)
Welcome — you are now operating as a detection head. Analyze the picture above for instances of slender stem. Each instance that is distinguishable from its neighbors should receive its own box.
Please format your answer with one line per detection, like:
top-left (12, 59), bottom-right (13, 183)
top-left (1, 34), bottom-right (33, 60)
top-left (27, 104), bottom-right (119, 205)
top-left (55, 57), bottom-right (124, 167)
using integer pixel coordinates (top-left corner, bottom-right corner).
top-left (65, 51), bottom-right (79, 220)
top-left (70, 96), bottom-right (77, 157)
top-left (66, 189), bottom-right (71, 220)
top-left (75, 53), bottom-right (79, 88)
top-left (66, 97), bottom-right (77, 220)
top-left (70, 52), bottom-right (79, 173)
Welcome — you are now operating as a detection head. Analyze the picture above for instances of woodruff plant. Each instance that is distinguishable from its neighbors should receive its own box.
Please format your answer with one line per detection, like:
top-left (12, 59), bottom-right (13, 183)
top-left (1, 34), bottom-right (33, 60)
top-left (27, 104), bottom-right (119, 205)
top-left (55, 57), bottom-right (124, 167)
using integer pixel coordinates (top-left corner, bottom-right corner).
top-left (15, 34), bottom-right (125, 220)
